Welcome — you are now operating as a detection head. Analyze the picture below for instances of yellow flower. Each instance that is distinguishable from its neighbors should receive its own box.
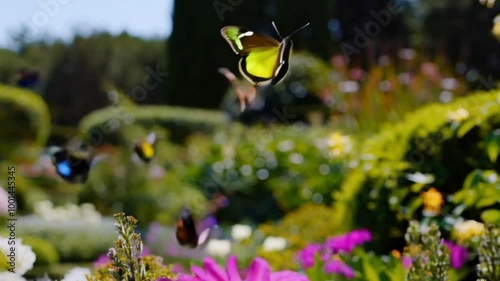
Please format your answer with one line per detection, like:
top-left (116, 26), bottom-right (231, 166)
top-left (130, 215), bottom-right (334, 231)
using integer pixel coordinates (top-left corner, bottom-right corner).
top-left (421, 187), bottom-right (443, 216)
top-left (448, 108), bottom-right (469, 123)
top-left (328, 132), bottom-right (352, 157)
top-left (453, 220), bottom-right (485, 244)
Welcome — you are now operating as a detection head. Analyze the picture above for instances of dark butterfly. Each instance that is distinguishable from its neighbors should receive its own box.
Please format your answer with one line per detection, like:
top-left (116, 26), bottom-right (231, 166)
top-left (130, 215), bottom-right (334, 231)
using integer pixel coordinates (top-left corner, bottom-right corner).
top-left (175, 207), bottom-right (211, 248)
top-left (50, 148), bottom-right (92, 184)
top-left (134, 132), bottom-right (157, 163)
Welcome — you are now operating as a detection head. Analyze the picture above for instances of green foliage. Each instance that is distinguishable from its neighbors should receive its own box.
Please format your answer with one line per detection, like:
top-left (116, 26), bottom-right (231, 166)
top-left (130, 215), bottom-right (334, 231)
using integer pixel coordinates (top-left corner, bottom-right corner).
top-left (16, 216), bottom-right (116, 262)
top-left (0, 84), bottom-right (50, 151)
top-left (79, 127), bottom-right (208, 225)
top-left (259, 204), bottom-right (339, 250)
top-left (257, 204), bottom-right (339, 271)
top-left (22, 236), bottom-right (60, 266)
top-left (78, 105), bottom-right (228, 144)
top-left (333, 91), bottom-right (500, 252)
top-left (183, 124), bottom-right (354, 222)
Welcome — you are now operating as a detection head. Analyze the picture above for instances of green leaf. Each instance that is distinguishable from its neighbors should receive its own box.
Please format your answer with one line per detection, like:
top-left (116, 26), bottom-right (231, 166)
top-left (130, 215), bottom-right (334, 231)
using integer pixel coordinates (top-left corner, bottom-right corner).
top-left (462, 170), bottom-right (483, 189)
top-left (361, 254), bottom-right (381, 281)
top-left (305, 252), bottom-right (326, 281)
top-left (481, 209), bottom-right (500, 223)
top-left (485, 129), bottom-right (500, 163)
top-left (456, 120), bottom-right (476, 138)
top-left (475, 197), bottom-right (498, 208)
top-left (406, 197), bottom-right (423, 217)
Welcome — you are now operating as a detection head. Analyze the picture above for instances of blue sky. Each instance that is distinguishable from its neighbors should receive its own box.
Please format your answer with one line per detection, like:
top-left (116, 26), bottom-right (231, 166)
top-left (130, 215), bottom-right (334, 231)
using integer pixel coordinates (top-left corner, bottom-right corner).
top-left (0, 0), bottom-right (173, 49)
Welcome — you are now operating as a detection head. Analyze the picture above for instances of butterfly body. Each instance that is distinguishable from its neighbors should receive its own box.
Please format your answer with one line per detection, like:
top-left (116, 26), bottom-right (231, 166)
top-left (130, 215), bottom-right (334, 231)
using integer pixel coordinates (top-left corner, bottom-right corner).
top-left (175, 207), bottom-right (211, 248)
top-left (52, 149), bottom-right (91, 183)
top-left (221, 23), bottom-right (308, 86)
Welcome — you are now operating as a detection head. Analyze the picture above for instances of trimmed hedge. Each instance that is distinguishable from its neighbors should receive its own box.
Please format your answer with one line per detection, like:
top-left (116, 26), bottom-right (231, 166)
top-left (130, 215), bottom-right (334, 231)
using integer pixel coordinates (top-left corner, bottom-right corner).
top-left (78, 105), bottom-right (229, 144)
top-left (333, 91), bottom-right (500, 252)
top-left (0, 84), bottom-right (50, 147)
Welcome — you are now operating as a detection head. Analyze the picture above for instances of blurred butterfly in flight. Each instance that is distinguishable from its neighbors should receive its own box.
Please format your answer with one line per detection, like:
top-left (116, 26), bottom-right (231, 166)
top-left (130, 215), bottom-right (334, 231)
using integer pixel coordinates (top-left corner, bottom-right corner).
top-left (134, 132), bottom-right (157, 163)
top-left (175, 206), bottom-right (211, 248)
top-left (221, 21), bottom-right (310, 86)
top-left (48, 138), bottom-right (105, 184)
top-left (49, 148), bottom-right (93, 184)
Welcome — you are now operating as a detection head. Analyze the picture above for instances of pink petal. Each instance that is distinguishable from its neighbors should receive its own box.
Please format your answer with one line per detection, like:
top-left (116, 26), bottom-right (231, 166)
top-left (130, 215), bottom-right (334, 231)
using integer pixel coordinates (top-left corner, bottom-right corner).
top-left (246, 257), bottom-right (271, 281)
top-left (226, 255), bottom-right (242, 281)
top-left (191, 265), bottom-right (211, 281)
top-left (271, 271), bottom-right (310, 281)
top-left (203, 257), bottom-right (229, 281)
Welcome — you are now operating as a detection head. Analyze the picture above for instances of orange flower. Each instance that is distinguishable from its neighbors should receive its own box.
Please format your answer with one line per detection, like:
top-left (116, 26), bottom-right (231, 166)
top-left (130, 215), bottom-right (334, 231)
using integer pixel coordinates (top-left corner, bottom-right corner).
top-left (391, 250), bottom-right (402, 258)
top-left (421, 187), bottom-right (443, 216)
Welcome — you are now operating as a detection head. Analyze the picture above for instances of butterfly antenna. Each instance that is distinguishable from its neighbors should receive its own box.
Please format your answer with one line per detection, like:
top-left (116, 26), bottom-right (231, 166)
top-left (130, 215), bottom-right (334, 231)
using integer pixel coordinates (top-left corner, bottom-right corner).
top-left (272, 21), bottom-right (283, 40)
top-left (287, 22), bottom-right (310, 38)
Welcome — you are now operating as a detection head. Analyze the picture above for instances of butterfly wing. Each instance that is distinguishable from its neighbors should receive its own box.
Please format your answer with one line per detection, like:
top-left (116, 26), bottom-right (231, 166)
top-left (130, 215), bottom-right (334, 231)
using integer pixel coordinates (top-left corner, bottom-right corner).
top-left (221, 26), bottom-right (280, 55)
top-left (239, 46), bottom-right (282, 85)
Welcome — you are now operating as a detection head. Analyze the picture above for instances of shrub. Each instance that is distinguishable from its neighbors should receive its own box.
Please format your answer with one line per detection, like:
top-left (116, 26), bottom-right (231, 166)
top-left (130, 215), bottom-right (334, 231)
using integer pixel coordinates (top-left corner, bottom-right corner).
top-left (256, 203), bottom-right (339, 270)
top-left (333, 91), bottom-right (500, 253)
top-left (21, 236), bottom-right (60, 266)
top-left (78, 105), bottom-right (228, 144)
top-left (16, 215), bottom-right (116, 262)
top-left (79, 128), bottom-right (208, 226)
top-left (0, 84), bottom-right (50, 158)
top-left (183, 124), bottom-right (355, 223)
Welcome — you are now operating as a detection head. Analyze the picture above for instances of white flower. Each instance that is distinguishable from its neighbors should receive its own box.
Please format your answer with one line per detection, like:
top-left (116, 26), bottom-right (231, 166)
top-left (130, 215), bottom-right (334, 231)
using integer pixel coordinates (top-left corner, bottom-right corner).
top-left (262, 236), bottom-right (287, 252)
top-left (0, 237), bottom-right (36, 276)
top-left (62, 267), bottom-right (92, 281)
top-left (205, 239), bottom-right (231, 257)
top-left (231, 224), bottom-right (252, 241)
top-left (33, 200), bottom-right (101, 224)
top-left (454, 220), bottom-right (485, 243)
top-left (0, 272), bottom-right (26, 281)
top-left (405, 172), bottom-right (435, 184)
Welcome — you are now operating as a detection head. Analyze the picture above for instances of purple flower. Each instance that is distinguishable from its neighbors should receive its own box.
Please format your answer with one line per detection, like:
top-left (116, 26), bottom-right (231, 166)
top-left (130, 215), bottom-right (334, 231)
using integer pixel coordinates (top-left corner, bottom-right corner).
top-left (146, 222), bottom-right (163, 244)
top-left (325, 229), bottom-right (372, 254)
top-left (444, 240), bottom-right (468, 269)
top-left (296, 243), bottom-right (322, 269)
top-left (323, 259), bottom-right (355, 279)
top-left (182, 255), bottom-right (309, 281)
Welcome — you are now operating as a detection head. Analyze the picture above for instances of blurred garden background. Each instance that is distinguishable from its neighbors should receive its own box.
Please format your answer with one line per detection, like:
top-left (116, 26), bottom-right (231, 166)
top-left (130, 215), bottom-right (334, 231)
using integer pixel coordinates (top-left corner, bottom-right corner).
top-left (0, 0), bottom-right (500, 280)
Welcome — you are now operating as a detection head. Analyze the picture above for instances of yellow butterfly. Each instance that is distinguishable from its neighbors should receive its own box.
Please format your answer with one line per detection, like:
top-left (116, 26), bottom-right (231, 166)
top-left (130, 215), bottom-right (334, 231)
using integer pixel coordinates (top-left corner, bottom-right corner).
top-left (221, 22), bottom-right (309, 86)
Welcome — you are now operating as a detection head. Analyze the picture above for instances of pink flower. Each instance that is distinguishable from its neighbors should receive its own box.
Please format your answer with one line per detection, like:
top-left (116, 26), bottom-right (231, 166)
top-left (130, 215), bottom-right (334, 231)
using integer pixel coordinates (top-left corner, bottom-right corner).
top-left (444, 240), bottom-right (468, 269)
top-left (325, 229), bottom-right (372, 254)
top-left (402, 256), bottom-right (412, 269)
top-left (296, 243), bottom-right (322, 269)
top-left (182, 255), bottom-right (309, 281)
top-left (323, 259), bottom-right (355, 279)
